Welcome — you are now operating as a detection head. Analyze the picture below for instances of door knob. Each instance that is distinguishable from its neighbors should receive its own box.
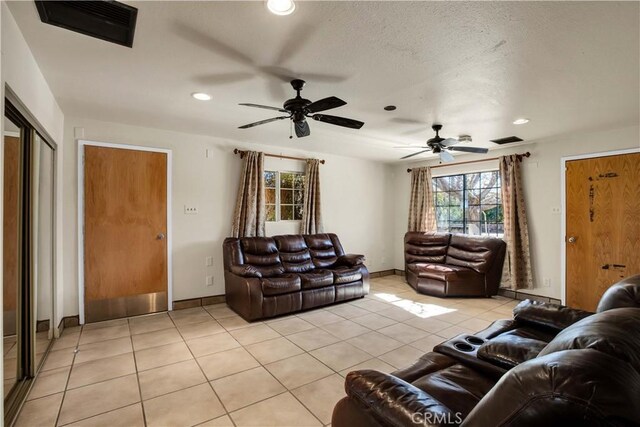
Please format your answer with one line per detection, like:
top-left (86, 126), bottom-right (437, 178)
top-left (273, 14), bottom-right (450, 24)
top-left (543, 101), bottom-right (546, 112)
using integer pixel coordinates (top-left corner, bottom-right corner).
top-left (567, 236), bottom-right (577, 244)
top-left (157, 233), bottom-right (166, 240)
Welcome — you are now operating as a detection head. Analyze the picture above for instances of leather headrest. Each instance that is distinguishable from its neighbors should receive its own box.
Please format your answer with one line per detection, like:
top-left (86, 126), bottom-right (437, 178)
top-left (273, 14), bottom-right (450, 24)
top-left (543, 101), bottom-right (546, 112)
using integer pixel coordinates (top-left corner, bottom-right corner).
top-left (274, 235), bottom-right (308, 252)
top-left (597, 275), bottom-right (640, 312)
top-left (538, 307), bottom-right (640, 374)
top-left (240, 237), bottom-right (278, 255)
top-left (404, 232), bottom-right (451, 246)
top-left (304, 234), bottom-right (334, 249)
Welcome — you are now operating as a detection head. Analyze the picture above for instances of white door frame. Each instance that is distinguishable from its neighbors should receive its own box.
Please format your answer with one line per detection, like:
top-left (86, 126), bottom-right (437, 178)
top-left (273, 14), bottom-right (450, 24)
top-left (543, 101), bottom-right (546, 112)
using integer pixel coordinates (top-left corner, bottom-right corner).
top-left (77, 140), bottom-right (173, 324)
top-left (560, 147), bottom-right (640, 304)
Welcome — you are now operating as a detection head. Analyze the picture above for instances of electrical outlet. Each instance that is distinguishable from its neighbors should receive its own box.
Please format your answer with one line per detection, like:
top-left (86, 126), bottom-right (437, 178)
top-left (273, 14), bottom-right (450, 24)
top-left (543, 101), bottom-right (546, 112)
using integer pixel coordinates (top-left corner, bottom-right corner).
top-left (206, 276), bottom-right (213, 286)
top-left (542, 278), bottom-right (551, 287)
top-left (551, 207), bottom-right (561, 214)
top-left (206, 256), bottom-right (213, 267)
top-left (184, 205), bottom-right (198, 215)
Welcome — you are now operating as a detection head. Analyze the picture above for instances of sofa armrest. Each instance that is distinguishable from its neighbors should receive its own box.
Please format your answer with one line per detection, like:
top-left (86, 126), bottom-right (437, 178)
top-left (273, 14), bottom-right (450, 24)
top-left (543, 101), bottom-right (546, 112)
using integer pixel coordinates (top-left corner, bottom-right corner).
top-left (344, 370), bottom-right (459, 427)
top-left (230, 264), bottom-right (263, 278)
top-left (513, 299), bottom-right (592, 333)
top-left (336, 254), bottom-right (365, 267)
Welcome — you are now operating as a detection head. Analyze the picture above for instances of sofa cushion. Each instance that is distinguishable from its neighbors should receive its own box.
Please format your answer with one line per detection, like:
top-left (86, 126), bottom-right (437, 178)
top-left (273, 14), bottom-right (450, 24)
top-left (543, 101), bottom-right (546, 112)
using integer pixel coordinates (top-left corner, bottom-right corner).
top-left (404, 232), bottom-right (451, 264)
top-left (331, 266), bottom-right (363, 284)
top-left (240, 237), bottom-right (285, 277)
top-left (596, 274), bottom-right (640, 312)
top-left (261, 274), bottom-right (301, 296)
top-left (299, 270), bottom-right (334, 289)
top-left (477, 331), bottom-right (547, 370)
top-left (274, 235), bottom-right (315, 273)
top-left (445, 235), bottom-right (505, 273)
top-left (305, 233), bottom-right (345, 268)
top-left (407, 262), bottom-right (476, 281)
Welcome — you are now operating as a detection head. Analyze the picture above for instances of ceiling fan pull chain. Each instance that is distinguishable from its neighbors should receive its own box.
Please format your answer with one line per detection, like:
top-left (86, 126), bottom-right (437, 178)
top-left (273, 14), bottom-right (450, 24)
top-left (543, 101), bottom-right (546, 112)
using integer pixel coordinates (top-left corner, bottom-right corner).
top-left (289, 120), bottom-right (293, 139)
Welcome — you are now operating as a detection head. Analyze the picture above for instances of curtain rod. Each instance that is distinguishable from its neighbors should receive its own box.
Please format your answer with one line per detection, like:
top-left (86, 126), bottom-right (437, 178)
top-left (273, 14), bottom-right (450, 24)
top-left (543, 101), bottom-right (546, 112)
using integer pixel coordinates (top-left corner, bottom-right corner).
top-left (233, 148), bottom-right (325, 164)
top-left (406, 152), bottom-right (530, 173)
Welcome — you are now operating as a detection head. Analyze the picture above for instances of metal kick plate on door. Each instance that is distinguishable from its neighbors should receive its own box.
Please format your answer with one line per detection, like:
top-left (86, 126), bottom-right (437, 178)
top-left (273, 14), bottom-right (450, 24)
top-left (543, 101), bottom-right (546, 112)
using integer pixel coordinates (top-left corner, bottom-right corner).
top-left (84, 292), bottom-right (167, 323)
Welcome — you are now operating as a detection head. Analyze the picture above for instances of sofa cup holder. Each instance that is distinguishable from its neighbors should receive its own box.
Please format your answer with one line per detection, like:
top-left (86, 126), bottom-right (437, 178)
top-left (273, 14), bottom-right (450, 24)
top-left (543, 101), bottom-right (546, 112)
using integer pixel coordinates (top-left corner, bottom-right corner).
top-left (465, 336), bottom-right (485, 346)
top-left (453, 342), bottom-right (475, 352)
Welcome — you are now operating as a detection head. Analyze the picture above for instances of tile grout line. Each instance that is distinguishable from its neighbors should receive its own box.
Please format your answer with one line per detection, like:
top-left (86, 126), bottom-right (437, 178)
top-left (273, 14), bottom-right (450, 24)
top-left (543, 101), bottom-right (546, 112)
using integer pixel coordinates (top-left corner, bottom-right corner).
top-left (126, 319), bottom-right (148, 427)
top-left (52, 324), bottom-right (83, 427)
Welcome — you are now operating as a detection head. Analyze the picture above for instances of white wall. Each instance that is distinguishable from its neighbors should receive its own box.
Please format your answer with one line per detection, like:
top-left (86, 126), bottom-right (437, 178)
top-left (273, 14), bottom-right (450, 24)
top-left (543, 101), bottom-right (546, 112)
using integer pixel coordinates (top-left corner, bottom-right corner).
top-left (392, 124), bottom-right (640, 300)
top-left (62, 117), bottom-right (395, 318)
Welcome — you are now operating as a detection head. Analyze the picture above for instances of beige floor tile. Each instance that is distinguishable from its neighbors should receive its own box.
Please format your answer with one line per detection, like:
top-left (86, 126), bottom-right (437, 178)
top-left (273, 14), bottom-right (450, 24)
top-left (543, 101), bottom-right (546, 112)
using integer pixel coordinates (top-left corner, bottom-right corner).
top-left (129, 313), bottom-right (174, 335)
top-left (350, 313), bottom-right (397, 330)
top-left (378, 323), bottom-right (429, 344)
top-left (197, 347), bottom-right (260, 380)
top-left (403, 316), bottom-right (451, 333)
top-left (204, 304), bottom-right (238, 320)
top-left (455, 305), bottom-right (490, 317)
top-left (138, 359), bottom-right (207, 400)
top-left (350, 299), bottom-right (390, 313)
top-left (41, 347), bottom-right (75, 371)
top-left (212, 366), bottom-right (285, 412)
top-left (131, 327), bottom-right (183, 351)
top-left (230, 392), bottom-right (321, 427)
top-left (15, 392), bottom-right (63, 427)
top-left (265, 353), bottom-right (333, 389)
top-left (177, 320), bottom-right (225, 340)
top-left (217, 315), bottom-right (258, 331)
top-left (245, 337), bottom-right (303, 364)
top-left (489, 304), bottom-right (514, 315)
top-left (267, 317), bottom-right (314, 335)
top-left (325, 304), bottom-right (370, 319)
top-left (229, 323), bottom-right (280, 345)
top-left (143, 383), bottom-right (225, 427)
top-left (377, 306), bottom-right (416, 322)
top-left (135, 341), bottom-right (193, 371)
top-left (27, 366), bottom-right (70, 400)
top-left (379, 345), bottom-right (424, 369)
top-left (410, 334), bottom-right (445, 352)
top-left (338, 358), bottom-right (396, 377)
top-left (320, 320), bottom-right (370, 340)
top-left (297, 310), bottom-right (344, 326)
top-left (186, 332), bottom-right (241, 358)
top-left (58, 374), bottom-right (140, 425)
top-left (436, 324), bottom-right (474, 339)
top-left (82, 318), bottom-right (129, 331)
top-left (432, 311), bottom-right (472, 324)
top-left (458, 317), bottom-right (492, 332)
top-left (74, 337), bottom-right (132, 365)
top-left (292, 374), bottom-right (346, 425)
top-left (170, 307), bottom-right (215, 326)
top-left (51, 331), bottom-right (80, 351)
top-left (68, 352), bottom-right (136, 389)
top-left (79, 324), bottom-right (130, 345)
top-left (310, 342), bottom-right (371, 371)
top-left (286, 328), bottom-right (340, 351)
top-left (197, 414), bottom-right (235, 426)
top-left (347, 331), bottom-right (403, 357)
top-left (476, 310), bottom-right (509, 322)
top-left (65, 403), bottom-right (144, 427)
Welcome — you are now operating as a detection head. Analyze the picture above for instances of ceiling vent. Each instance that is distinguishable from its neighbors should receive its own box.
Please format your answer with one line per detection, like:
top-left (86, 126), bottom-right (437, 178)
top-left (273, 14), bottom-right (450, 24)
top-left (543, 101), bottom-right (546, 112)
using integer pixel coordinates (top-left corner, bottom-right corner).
top-left (490, 136), bottom-right (523, 145)
top-left (35, 1), bottom-right (138, 48)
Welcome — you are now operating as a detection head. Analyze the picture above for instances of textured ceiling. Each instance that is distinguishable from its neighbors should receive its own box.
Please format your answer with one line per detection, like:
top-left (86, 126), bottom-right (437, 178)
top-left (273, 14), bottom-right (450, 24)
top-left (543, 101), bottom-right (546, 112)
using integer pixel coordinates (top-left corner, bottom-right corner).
top-left (7, 1), bottom-right (639, 162)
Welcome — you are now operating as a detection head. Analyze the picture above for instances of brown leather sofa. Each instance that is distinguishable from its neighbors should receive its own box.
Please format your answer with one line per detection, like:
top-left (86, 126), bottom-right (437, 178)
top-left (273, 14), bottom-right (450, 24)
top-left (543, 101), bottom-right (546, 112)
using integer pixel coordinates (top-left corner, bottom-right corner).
top-left (332, 275), bottom-right (640, 426)
top-left (404, 232), bottom-right (506, 297)
top-left (223, 233), bottom-right (369, 321)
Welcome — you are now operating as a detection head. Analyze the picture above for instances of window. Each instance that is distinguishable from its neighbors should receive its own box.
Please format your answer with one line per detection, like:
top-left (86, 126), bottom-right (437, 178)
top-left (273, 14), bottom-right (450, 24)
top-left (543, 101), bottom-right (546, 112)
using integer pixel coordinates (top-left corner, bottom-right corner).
top-left (433, 171), bottom-right (503, 236)
top-left (265, 171), bottom-right (305, 221)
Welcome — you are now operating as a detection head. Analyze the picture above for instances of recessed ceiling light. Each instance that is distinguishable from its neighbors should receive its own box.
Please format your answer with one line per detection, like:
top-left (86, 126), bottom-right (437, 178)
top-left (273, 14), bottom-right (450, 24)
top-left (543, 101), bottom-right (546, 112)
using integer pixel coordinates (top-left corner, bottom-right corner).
top-left (266, 0), bottom-right (296, 16)
top-left (513, 118), bottom-right (530, 125)
top-left (192, 92), bottom-right (212, 101)
top-left (384, 105), bottom-right (397, 111)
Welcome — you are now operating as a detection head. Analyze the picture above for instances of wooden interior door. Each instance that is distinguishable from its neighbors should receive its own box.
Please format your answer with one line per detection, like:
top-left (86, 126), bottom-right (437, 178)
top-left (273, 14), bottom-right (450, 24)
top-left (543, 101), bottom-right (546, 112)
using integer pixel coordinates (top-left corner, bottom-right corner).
top-left (3, 136), bottom-right (21, 336)
top-left (84, 145), bottom-right (168, 322)
top-left (566, 152), bottom-right (640, 311)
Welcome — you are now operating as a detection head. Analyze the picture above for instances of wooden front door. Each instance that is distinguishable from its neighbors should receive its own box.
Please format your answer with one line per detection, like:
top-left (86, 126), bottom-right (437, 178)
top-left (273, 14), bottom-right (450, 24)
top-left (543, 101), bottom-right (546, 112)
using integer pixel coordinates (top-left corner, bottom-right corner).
top-left (84, 145), bottom-right (168, 322)
top-left (566, 152), bottom-right (640, 311)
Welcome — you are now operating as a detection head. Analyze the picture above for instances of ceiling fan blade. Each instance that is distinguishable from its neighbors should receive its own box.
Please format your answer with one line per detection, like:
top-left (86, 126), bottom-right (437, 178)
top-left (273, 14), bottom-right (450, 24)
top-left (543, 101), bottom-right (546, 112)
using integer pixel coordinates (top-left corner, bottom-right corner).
top-left (439, 150), bottom-right (455, 162)
top-left (440, 138), bottom-right (460, 147)
top-left (401, 149), bottom-right (432, 160)
top-left (239, 103), bottom-right (288, 113)
top-left (449, 146), bottom-right (489, 154)
top-left (306, 97), bottom-right (347, 114)
top-left (295, 120), bottom-right (311, 138)
top-left (393, 145), bottom-right (428, 149)
top-left (238, 116), bottom-right (289, 129)
top-left (312, 114), bottom-right (364, 129)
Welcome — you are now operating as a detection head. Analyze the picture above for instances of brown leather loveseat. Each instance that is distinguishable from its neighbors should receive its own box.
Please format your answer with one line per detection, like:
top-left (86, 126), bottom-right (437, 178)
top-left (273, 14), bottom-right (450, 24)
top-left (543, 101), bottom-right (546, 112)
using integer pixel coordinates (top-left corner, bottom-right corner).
top-left (332, 275), bottom-right (640, 427)
top-left (404, 232), bottom-right (506, 297)
top-left (223, 233), bottom-right (369, 321)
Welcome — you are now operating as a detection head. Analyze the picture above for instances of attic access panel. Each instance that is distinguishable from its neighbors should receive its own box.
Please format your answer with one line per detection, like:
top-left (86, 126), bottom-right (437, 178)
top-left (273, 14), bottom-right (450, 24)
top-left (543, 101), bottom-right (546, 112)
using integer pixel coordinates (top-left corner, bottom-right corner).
top-left (35, 1), bottom-right (138, 48)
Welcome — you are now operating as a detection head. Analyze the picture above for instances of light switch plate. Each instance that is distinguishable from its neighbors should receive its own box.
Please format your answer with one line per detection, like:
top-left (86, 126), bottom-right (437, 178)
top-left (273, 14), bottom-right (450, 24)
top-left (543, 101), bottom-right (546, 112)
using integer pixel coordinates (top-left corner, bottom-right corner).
top-left (184, 205), bottom-right (198, 215)
top-left (206, 276), bottom-right (213, 286)
top-left (206, 256), bottom-right (213, 267)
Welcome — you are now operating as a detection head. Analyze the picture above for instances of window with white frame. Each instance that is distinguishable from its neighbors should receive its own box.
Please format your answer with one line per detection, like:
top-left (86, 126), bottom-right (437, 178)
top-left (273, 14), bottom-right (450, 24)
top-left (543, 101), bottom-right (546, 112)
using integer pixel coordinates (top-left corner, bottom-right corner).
top-left (265, 171), bottom-right (305, 221)
top-left (432, 171), bottom-right (503, 236)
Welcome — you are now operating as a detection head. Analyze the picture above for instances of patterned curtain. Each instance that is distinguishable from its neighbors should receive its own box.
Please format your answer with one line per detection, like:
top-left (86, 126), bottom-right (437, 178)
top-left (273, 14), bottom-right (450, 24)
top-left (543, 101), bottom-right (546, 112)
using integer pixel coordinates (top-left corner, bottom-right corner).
top-left (231, 151), bottom-right (265, 238)
top-left (300, 159), bottom-right (323, 234)
top-left (500, 155), bottom-right (533, 289)
top-left (407, 166), bottom-right (437, 232)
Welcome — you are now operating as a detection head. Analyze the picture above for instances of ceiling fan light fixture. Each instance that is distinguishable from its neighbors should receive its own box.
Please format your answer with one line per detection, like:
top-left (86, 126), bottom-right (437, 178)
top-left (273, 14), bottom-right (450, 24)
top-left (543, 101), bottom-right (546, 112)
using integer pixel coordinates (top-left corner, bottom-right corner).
top-left (266, 0), bottom-right (296, 16)
top-left (191, 92), bottom-right (212, 101)
top-left (513, 118), bottom-right (530, 125)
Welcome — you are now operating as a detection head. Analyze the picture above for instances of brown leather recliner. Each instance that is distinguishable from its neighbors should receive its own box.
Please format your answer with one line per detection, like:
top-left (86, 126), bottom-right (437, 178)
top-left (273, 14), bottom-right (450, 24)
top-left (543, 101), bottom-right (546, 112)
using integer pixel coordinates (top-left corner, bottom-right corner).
top-left (404, 232), bottom-right (507, 297)
top-left (332, 275), bottom-right (640, 427)
top-left (223, 233), bottom-right (369, 321)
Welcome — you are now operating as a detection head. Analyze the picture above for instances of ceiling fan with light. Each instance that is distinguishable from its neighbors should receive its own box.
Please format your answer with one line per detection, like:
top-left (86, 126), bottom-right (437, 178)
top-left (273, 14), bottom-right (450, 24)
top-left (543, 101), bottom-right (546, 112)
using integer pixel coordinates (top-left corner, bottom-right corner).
top-left (397, 124), bottom-right (488, 162)
top-left (238, 79), bottom-right (364, 138)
